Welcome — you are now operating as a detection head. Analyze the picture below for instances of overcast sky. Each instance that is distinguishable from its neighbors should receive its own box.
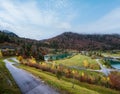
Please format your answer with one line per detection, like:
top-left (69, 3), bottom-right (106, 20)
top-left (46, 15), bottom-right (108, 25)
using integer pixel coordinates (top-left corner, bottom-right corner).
top-left (0, 0), bottom-right (120, 40)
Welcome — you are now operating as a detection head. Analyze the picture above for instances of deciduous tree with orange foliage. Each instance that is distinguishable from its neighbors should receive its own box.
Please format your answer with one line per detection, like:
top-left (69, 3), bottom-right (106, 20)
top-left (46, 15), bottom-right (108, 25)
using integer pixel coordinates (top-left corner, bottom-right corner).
top-left (0, 50), bottom-right (3, 58)
top-left (29, 56), bottom-right (37, 64)
top-left (17, 56), bottom-right (23, 61)
top-left (83, 60), bottom-right (89, 68)
top-left (109, 72), bottom-right (120, 90)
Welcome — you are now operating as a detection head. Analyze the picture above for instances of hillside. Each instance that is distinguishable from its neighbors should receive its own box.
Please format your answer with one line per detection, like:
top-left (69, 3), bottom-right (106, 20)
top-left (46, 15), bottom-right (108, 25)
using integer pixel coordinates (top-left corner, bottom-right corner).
top-left (0, 30), bottom-right (47, 60)
top-left (44, 32), bottom-right (120, 50)
top-left (0, 30), bottom-right (120, 58)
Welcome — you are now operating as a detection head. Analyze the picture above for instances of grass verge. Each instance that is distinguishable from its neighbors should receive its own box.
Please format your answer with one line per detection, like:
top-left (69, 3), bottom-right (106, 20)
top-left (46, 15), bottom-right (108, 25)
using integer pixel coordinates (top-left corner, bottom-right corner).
top-left (18, 64), bottom-right (120, 94)
top-left (0, 58), bottom-right (21, 94)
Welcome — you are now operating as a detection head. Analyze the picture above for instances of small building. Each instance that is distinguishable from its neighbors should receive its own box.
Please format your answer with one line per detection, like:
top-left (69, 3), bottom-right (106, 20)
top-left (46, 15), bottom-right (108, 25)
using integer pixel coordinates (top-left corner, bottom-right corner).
top-left (80, 51), bottom-right (89, 55)
top-left (0, 46), bottom-right (16, 56)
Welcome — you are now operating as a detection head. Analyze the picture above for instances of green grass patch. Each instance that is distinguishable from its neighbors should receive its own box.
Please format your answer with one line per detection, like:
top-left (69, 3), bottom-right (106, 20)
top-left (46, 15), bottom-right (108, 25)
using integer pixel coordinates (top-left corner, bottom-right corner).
top-left (99, 59), bottom-right (112, 68)
top-left (0, 58), bottom-right (21, 94)
top-left (18, 64), bottom-right (120, 94)
top-left (7, 58), bottom-right (18, 64)
top-left (102, 53), bottom-right (120, 57)
top-left (54, 54), bottom-right (100, 69)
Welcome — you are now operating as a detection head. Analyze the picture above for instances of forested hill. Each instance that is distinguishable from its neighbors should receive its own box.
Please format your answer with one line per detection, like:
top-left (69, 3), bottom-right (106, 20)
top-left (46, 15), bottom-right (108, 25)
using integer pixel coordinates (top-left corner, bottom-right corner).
top-left (0, 30), bottom-right (120, 57)
top-left (43, 32), bottom-right (120, 50)
top-left (0, 30), bottom-right (47, 60)
top-left (0, 30), bottom-right (18, 43)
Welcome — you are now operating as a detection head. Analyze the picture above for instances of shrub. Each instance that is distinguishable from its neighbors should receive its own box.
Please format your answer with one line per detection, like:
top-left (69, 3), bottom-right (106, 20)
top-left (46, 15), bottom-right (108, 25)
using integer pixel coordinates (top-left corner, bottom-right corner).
top-left (109, 72), bottom-right (120, 90)
top-left (0, 50), bottom-right (3, 58)
top-left (17, 56), bottom-right (23, 62)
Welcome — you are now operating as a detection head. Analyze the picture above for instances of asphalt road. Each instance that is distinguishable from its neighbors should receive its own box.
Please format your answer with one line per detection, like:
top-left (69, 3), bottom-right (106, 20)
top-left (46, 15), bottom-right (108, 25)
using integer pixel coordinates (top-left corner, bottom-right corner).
top-left (96, 59), bottom-right (110, 76)
top-left (96, 59), bottom-right (120, 76)
top-left (4, 59), bottom-right (59, 94)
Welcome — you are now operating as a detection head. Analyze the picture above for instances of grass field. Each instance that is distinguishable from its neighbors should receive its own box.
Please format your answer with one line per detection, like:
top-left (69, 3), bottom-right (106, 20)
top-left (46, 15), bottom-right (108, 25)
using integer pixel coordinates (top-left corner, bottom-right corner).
top-left (18, 64), bottom-right (120, 94)
top-left (102, 52), bottom-right (120, 57)
top-left (54, 54), bottom-right (100, 69)
top-left (0, 58), bottom-right (21, 94)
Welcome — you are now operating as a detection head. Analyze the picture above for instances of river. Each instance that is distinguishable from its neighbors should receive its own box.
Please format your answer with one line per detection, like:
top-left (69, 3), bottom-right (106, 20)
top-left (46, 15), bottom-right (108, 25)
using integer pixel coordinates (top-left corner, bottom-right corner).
top-left (111, 64), bottom-right (120, 70)
top-left (110, 60), bottom-right (120, 70)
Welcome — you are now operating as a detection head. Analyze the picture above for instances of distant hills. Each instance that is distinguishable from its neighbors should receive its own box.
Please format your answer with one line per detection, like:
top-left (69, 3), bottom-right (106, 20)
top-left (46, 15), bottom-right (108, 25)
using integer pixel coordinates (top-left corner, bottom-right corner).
top-left (0, 30), bottom-right (46, 59)
top-left (0, 30), bottom-right (18, 43)
top-left (0, 30), bottom-right (120, 58)
top-left (43, 32), bottom-right (120, 50)
top-left (2, 30), bottom-right (18, 37)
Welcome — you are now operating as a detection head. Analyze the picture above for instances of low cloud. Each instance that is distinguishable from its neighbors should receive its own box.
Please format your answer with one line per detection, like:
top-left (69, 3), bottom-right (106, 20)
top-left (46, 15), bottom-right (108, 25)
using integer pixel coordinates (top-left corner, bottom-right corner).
top-left (0, 0), bottom-right (73, 39)
top-left (0, 0), bottom-right (120, 40)
top-left (77, 7), bottom-right (120, 34)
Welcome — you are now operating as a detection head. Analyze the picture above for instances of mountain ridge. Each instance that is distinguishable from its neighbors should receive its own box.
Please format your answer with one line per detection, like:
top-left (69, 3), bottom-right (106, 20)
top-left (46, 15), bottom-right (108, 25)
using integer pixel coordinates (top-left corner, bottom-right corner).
top-left (0, 30), bottom-right (120, 51)
top-left (2, 30), bottom-right (19, 37)
top-left (43, 32), bottom-right (120, 50)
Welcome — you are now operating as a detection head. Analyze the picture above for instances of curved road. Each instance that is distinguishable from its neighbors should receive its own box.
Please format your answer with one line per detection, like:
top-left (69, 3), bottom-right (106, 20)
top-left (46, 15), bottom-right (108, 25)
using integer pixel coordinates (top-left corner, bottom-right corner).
top-left (96, 59), bottom-right (110, 76)
top-left (4, 59), bottom-right (59, 94)
top-left (96, 59), bottom-right (120, 76)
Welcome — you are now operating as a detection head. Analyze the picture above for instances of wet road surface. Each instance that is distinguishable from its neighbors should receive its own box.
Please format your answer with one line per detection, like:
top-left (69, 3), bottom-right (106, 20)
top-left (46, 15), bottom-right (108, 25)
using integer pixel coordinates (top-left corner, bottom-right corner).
top-left (4, 59), bottom-right (59, 94)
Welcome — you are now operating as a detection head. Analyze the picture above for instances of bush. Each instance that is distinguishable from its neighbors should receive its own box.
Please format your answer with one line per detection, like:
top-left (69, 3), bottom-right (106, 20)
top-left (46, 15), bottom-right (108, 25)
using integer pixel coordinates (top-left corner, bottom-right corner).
top-left (17, 56), bottom-right (23, 61)
top-left (0, 50), bottom-right (3, 58)
top-left (109, 72), bottom-right (120, 90)
top-left (20, 58), bottom-right (114, 89)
